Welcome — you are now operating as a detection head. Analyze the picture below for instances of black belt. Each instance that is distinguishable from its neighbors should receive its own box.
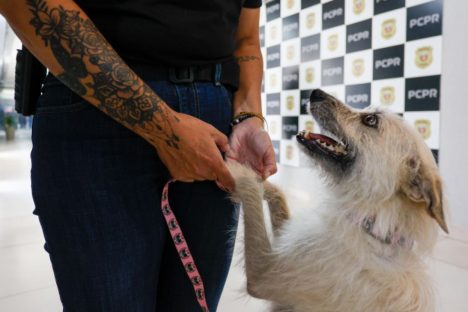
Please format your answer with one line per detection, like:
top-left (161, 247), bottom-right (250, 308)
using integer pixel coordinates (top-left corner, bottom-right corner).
top-left (130, 61), bottom-right (240, 90)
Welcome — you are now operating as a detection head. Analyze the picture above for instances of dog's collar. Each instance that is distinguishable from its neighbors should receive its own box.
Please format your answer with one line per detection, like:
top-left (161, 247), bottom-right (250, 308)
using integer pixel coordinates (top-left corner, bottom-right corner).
top-left (359, 216), bottom-right (413, 249)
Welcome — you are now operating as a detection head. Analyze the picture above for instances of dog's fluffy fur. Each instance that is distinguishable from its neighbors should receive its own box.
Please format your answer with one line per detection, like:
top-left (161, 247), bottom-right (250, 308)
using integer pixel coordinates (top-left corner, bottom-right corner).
top-left (227, 89), bottom-right (448, 312)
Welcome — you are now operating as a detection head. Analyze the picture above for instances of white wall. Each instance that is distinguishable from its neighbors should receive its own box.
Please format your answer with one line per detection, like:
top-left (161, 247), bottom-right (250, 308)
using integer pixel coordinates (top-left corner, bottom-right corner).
top-left (439, 1), bottom-right (468, 230)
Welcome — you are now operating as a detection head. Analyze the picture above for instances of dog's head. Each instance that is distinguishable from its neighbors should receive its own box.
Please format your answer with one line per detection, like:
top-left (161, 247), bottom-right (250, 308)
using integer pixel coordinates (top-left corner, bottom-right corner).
top-left (297, 89), bottom-right (448, 233)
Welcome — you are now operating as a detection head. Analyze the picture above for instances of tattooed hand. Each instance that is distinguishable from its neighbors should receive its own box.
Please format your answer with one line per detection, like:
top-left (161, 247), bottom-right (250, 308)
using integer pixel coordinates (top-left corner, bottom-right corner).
top-left (20, 0), bottom-right (235, 187)
top-left (158, 112), bottom-right (235, 191)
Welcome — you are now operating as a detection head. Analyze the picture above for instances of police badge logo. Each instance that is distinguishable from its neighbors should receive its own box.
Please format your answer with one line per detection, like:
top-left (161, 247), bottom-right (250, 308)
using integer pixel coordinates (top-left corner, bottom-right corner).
top-left (305, 120), bottom-right (315, 132)
top-left (381, 19), bottom-right (396, 40)
top-left (287, 95), bottom-right (295, 111)
top-left (270, 120), bottom-right (278, 136)
top-left (352, 58), bottom-right (365, 77)
top-left (270, 25), bottom-right (278, 41)
top-left (269, 72), bottom-right (277, 88)
top-left (380, 86), bottom-right (395, 105)
top-left (414, 119), bottom-right (431, 140)
top-left (327, 34), bottom-right (339, 52)
top-left (286, 145), bottom-right (294, 160)
top-left (353, 0), bottom-right (365, 15)
top-left (306, 12), bottom-right (316, 29)
top-left (287, 45), bottom-right (295, 60)
top-left (415, 46), bottom-right (433, 69)
top-left (305, 67), bottom-right (315, 83)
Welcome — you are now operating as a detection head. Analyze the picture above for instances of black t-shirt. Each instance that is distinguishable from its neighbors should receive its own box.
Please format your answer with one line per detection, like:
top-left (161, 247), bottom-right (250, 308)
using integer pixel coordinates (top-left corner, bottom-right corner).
top-left (75, 0), bottom-right (262, 66)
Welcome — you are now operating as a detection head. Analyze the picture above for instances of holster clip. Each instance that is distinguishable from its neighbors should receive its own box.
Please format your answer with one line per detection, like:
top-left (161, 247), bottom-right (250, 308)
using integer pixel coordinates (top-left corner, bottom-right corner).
top-left (14, 46), bottom-right (47, 116)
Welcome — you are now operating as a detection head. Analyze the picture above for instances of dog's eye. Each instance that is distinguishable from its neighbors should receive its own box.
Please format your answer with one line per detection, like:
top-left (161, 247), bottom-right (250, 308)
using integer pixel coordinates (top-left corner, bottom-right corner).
top-left (362, 114), bottom-right (379, 128)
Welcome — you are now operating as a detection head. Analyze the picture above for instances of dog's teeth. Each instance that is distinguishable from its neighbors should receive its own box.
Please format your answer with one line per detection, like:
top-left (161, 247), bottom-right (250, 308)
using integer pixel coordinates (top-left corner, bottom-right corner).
top-left (314, 139), bottom-right (349, 155)
top-left (325, 143), bottom-right (337, 152)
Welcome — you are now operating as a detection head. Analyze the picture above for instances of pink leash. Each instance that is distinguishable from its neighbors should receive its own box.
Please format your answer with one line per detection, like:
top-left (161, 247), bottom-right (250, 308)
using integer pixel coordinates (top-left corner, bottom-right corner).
top-left (161, 180), bottom-right (210, 312)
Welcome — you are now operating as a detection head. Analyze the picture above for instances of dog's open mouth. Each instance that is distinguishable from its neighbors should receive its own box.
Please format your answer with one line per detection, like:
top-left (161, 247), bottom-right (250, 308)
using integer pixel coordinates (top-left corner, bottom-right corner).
top-left (296, 130), bottom-right (348, 159)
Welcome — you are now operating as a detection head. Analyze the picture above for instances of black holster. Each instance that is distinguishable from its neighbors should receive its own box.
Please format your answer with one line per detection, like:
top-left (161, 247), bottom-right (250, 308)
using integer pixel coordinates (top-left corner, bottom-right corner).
top-left (14, 46), bottom-right (47, 116)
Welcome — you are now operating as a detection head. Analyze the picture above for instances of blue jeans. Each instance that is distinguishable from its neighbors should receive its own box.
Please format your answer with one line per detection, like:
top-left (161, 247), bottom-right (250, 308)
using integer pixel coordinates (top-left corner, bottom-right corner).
top-left (31, 74), bottom-right (239, 311)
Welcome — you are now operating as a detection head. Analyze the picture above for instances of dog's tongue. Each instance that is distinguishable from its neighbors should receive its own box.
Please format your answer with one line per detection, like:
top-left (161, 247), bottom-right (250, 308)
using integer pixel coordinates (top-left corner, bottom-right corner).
top-left (306, 133), bottom-right (338, 145)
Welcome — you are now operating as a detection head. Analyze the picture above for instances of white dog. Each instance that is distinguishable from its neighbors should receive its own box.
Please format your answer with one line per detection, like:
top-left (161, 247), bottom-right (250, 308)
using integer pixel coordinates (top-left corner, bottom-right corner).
top-left (228, 89), bottom-right (448, 312)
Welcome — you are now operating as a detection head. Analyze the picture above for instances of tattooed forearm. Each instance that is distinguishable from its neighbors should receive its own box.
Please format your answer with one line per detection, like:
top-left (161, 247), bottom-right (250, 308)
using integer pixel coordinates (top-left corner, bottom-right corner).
top-left (26, 0), bottom-right (179, 148)
top-left (236, 55), bottom-right (261, 63)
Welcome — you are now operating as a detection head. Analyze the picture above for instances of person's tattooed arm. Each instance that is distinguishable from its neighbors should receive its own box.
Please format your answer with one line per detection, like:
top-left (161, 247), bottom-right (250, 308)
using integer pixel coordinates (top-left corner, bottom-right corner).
top-left (2, 0), bottom-right (179, 149)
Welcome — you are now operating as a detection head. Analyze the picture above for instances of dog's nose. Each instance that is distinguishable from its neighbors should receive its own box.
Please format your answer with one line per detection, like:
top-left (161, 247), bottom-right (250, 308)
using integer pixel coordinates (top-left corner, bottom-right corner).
top-left (310, 89), bottom-right (327, 102)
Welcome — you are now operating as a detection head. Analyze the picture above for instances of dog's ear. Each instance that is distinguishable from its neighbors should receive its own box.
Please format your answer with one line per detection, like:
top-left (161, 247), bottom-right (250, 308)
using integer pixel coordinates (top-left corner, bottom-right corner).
top-left (401, 157), bottom-right (448, 233)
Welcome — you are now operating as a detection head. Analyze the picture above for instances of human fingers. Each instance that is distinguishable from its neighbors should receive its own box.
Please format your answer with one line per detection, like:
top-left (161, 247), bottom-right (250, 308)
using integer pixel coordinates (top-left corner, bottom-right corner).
top-left (210, 126), bottom-right (230, 153)
top-left (262, 147), bottom-right (278, 179)
top-left (212, 159), bottom-right (235, 192)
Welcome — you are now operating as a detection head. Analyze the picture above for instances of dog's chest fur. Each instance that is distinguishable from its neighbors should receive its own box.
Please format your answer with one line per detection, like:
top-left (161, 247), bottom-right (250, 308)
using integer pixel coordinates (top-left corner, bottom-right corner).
top-left (267, 208), bottom-right (434, 312)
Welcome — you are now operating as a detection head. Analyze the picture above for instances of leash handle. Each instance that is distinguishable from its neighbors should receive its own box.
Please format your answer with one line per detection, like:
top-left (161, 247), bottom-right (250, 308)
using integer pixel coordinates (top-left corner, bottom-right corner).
top-left (161, 180), bottom-right (210, 312)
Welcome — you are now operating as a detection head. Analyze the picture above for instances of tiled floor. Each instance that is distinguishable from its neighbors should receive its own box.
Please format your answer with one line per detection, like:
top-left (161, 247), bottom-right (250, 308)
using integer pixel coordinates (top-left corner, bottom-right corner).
top-left (1, 132), bottom-right (467, 312)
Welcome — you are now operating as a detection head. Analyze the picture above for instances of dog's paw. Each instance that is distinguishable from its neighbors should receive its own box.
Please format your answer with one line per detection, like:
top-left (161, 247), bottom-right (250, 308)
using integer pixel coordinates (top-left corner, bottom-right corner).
top-left (226, 160), bottom-right (263, 202)
top-left (226, 159), bottom-right (260, 182)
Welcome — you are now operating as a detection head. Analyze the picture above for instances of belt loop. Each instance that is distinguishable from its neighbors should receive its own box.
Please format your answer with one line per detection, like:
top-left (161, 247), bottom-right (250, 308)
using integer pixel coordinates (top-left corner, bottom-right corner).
top-left (214, 63), bottom-right (222, 86)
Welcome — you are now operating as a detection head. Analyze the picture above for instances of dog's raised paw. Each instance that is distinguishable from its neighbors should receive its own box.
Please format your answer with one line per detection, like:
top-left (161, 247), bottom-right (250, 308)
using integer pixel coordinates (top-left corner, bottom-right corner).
top-left (226, 160), bottom-right (263, 202)
top-left (226, 160), bottom-right (261, 182)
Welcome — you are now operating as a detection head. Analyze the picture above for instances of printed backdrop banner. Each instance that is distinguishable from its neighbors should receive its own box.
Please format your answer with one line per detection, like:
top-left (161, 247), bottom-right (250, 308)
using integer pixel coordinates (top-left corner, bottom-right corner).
top-left (260, 0), bottom-right (443, 166)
